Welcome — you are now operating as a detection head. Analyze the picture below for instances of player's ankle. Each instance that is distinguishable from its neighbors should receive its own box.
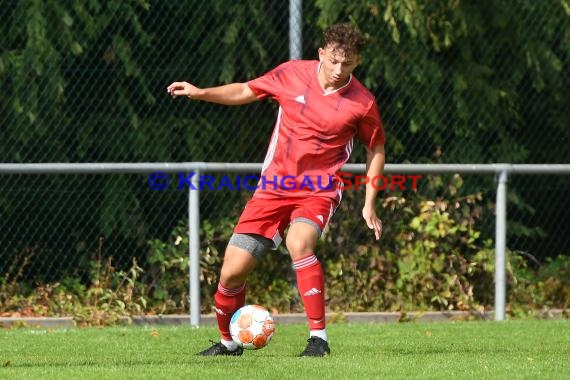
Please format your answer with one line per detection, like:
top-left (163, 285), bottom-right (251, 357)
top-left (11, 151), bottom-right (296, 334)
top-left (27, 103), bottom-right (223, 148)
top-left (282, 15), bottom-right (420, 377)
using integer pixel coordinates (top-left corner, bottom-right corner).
top-left (221, 338), bottom-right (239, 351)
top-left (309, 329), bottom-right (327, 341)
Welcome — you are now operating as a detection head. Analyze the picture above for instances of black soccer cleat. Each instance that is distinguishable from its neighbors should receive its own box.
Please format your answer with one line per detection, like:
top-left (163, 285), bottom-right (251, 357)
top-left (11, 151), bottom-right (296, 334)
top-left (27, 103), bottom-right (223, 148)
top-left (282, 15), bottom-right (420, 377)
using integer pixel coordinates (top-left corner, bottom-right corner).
top-left (299, 337), bottom-right (331, 357)
top-left (196, 340), bottom-right (244, 356)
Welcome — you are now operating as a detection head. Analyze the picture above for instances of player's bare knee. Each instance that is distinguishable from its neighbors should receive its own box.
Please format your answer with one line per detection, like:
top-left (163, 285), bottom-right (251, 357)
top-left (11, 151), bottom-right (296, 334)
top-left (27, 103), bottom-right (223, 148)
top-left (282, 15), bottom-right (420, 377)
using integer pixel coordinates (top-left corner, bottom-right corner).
top-left (219, 258), bottom-right (252, 287)
top-left (219, 268), bottom-right (248, 288)
top-left (285, 238), bottom-right (314, 259)
top-left (286, 221), bottom-right (319, 258)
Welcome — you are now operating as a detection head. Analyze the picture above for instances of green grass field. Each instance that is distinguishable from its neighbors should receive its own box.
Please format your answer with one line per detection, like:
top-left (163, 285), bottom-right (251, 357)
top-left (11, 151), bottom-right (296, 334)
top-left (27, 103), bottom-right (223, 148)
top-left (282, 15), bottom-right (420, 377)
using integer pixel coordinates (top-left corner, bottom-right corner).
top-left (1, 320), bottom-right (569, 379)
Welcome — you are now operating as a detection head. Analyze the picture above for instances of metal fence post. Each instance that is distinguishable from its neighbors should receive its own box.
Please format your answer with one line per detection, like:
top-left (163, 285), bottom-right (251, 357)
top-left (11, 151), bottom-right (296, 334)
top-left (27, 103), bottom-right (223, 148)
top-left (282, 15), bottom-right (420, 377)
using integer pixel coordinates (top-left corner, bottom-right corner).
top-left (189, 170), bottom-right (201, 326)
top-left (495, 168), bottom-right (508, 321)
top-left (289, 0), bottom-right (302, 60)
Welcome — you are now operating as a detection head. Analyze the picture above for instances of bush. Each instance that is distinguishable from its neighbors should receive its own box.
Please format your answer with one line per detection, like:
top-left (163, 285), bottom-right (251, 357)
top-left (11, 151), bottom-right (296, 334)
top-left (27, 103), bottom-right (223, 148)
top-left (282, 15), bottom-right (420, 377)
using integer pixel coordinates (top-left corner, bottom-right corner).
top-left (1, 175), bottom-right (569, 323)
top-left (322, 175), bottom-right (496, 312)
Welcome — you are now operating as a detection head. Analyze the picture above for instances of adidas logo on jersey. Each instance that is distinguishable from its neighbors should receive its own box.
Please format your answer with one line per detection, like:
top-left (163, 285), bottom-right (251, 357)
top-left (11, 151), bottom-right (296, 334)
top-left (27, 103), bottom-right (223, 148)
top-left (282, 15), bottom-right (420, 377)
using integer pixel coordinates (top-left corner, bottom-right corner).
top-left (303, 287), bottom-right (322, 296)
top-left (294, 95), bottom-right (306, 104)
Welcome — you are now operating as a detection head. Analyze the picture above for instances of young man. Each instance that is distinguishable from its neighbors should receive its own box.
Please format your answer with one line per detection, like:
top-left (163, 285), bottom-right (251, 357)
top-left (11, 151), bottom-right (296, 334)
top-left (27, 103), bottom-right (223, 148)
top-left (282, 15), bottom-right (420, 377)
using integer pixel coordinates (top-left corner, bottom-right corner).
top-left (167, 23), bottom-right (385, 357)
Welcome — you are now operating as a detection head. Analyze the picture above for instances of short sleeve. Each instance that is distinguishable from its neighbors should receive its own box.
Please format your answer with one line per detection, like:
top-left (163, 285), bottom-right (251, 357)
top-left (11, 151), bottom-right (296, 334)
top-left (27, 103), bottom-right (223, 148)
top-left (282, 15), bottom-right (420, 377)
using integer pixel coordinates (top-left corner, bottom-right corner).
top-left (247, 62), bottom-right (291, 100)
top-left (357, 101), bottom-right (385, 148)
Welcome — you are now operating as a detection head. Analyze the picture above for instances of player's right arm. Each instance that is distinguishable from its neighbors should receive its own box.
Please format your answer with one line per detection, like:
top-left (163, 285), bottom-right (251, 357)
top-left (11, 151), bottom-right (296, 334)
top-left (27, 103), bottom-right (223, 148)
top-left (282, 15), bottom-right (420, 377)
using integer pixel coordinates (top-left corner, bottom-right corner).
top-left (166, 82), bottom-right (258, 105)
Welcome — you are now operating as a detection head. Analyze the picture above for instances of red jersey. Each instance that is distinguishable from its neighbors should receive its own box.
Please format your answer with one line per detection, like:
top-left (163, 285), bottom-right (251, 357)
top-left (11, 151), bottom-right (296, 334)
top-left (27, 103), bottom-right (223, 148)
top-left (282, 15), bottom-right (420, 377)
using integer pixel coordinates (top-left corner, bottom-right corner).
top-left (247, 60), bottom-right (385, 202)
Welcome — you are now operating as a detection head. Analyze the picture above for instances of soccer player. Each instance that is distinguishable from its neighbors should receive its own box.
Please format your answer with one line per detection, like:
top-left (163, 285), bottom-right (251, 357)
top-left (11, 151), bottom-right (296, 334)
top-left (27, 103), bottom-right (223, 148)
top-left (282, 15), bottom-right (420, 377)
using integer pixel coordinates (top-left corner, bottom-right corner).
top-left (167, 23), bottom-right (385, 357)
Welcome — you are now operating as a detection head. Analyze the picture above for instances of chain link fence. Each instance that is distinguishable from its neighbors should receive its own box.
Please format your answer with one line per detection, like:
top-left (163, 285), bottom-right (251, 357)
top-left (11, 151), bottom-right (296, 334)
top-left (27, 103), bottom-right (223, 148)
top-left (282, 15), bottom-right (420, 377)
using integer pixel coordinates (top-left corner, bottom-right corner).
top-left (1, 1), bottom-right (569, 310)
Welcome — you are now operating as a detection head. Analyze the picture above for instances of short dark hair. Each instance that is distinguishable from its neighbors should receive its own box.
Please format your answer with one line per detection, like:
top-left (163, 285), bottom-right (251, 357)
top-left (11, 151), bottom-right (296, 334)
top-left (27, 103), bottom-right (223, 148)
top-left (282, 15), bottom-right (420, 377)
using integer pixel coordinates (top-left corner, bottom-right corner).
top-left (322, 23), bottom-right (366, 56)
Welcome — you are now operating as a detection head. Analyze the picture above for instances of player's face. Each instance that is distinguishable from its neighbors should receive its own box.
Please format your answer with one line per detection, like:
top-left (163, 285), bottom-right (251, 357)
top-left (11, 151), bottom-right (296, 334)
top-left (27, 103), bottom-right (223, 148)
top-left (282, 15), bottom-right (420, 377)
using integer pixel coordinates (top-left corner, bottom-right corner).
top-left (318, 44), bottom-right (360, 88)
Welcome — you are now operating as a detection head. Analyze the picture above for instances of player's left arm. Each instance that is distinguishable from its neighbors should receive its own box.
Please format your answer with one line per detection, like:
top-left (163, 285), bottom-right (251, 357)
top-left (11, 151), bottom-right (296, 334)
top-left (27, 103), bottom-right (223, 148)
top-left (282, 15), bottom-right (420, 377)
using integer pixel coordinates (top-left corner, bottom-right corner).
top-left (362, 144), bottom-right (385, 240)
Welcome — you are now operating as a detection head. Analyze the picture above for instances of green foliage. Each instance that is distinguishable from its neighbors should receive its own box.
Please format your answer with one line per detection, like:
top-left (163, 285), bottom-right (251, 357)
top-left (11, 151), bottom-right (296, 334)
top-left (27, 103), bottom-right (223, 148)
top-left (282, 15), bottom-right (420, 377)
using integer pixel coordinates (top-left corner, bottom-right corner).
top-left (1, 0), bottom-right (153, 162)
top-left (0, 252), bottom-right (148, 326)
top-left (322, 175), bottom-right (494, 312)
top-left (2, 176), bottom-right (570, 322)
top-left (0, 1), bottom-right (284, 268)
top-left (145, 218), bottom-right (234, 314)
top-left (508, 253), bottom-right (570, 317)
top-left (320, 176), bottom-right (569, 314)
top-left (143, 216), bottom-right (299, 314)
top-left (1, 0), bottom-right (569, 322)
top-left (316, 0), bottom-right (569, 164)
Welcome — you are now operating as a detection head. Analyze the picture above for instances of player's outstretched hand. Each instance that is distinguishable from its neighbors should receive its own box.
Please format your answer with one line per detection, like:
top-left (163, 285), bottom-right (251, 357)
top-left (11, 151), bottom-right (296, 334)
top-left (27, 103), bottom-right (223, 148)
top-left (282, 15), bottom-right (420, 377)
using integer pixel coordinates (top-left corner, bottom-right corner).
top-left (167, 82), bottom-right (200, 99)
top-left (362, 206), bottom-right (383, 240)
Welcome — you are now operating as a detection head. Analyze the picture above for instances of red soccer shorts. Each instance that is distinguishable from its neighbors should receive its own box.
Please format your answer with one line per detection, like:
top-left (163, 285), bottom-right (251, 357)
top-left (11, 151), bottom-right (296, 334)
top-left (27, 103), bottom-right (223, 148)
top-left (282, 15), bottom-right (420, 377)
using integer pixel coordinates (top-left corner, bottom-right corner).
top-left (233, 196), bottom-right (338, 248)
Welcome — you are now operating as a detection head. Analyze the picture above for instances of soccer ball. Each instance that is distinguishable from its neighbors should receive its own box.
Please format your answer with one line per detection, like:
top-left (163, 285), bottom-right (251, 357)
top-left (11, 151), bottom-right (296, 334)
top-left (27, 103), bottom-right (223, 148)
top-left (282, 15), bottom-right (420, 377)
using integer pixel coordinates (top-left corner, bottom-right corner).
top-left (229, 304), bottom-right (275, 350)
